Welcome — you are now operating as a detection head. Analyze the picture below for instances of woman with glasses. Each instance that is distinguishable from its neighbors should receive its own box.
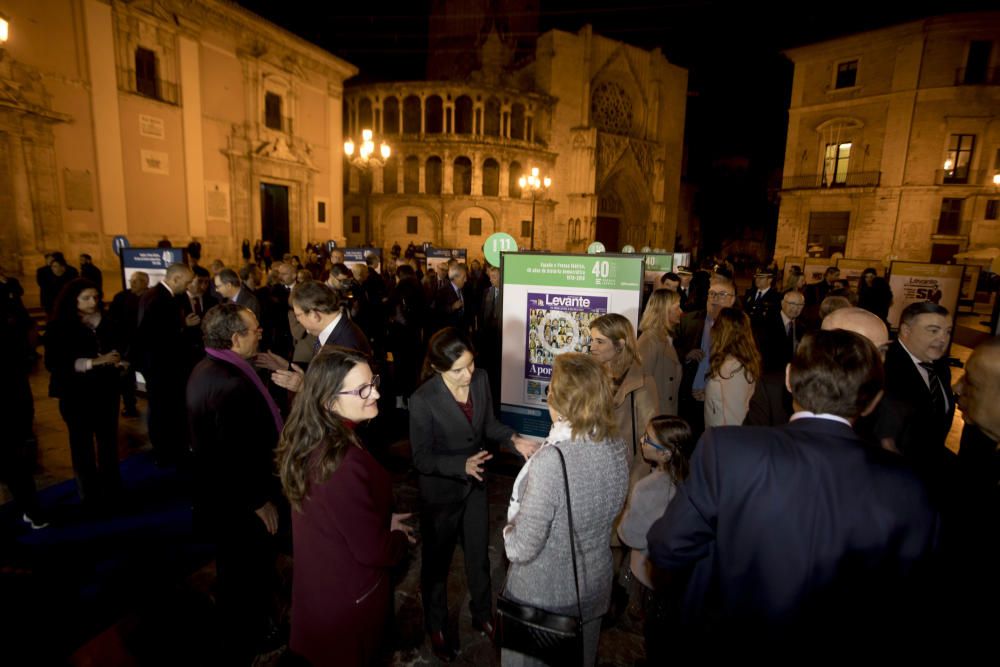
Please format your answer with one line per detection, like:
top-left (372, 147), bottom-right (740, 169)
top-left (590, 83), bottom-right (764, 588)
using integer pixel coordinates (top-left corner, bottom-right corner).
top-left (409, 327), bottom-right (537, 661)
top-left (277, 347), bottom-right (415, 666)
top-left (502, 352), bottom-right (628, 666)
top-left (705, 308), bottom-right (761, 428)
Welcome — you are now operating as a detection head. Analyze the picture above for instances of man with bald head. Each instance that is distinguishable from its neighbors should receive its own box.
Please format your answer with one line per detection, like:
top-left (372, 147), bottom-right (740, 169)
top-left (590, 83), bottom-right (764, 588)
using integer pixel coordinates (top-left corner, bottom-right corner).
top-left (134, 263), bottom-right (195, 464)
top-left (821, 307), bottom-right (889, 356)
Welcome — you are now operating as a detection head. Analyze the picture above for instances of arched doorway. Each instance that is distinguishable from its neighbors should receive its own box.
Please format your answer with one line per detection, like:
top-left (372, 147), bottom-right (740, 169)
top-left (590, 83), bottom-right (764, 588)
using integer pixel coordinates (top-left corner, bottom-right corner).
top-left (596, 167), bottom-right (651, 251)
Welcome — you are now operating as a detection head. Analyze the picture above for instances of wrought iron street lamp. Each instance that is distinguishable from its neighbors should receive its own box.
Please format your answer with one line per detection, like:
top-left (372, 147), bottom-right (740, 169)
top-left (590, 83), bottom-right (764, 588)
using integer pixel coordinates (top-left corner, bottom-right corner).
top-left (344, 129), bottom-right (390, 244)
top-left (518, 166), bottom-right (551, 251)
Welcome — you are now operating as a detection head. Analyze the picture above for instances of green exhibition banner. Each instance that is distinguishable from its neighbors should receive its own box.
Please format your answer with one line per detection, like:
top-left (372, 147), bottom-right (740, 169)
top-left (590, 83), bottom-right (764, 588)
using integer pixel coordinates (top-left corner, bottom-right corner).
top-left (498, 253), bottom-right (644, 437)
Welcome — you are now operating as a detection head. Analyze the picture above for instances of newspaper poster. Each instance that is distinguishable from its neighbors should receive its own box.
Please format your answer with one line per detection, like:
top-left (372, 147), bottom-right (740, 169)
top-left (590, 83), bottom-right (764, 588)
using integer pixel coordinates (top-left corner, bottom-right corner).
top-left (426, 248), bottom-right (468, 275)
top-left (803, 258), bottom-right (833, 284)
top-left (642, 253), bottom-right (674, 285)
top-left (120, 247), bottom-right (187, 291)
top-left (886, 261), bottom-right (965, 329)
top-left (523, 293), bottom-right (608, 405)
top-left (499, 252), bottom-right (644, 437)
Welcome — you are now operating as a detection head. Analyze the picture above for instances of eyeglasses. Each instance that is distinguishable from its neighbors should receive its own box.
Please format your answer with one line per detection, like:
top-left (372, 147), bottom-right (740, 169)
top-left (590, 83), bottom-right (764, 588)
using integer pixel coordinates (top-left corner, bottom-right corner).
top-left (641, 433), bottom-right (669, 451)
top-left (336, 375), bottom-right (380, 399)
top-left (708, 291), bottom-right (733, 300)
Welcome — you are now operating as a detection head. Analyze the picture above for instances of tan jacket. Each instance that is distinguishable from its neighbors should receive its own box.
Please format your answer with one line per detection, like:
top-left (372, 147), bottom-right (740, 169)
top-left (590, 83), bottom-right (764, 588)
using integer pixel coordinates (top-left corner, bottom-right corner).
top-left (637, 331), bottom-right (682, 418)
top-left (613, 362), bottom-right (660, 490)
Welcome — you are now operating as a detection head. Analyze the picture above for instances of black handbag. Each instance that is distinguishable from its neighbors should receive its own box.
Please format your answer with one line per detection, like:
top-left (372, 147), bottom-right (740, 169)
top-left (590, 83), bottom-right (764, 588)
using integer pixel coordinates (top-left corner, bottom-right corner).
top-left (497, 446), bottom-right (585, 665)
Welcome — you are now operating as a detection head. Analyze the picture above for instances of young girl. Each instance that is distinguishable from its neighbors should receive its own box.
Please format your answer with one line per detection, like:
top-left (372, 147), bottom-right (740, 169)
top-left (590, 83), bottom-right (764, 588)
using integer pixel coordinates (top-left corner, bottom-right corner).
top-left (617, 415), bottom-right (693, 663)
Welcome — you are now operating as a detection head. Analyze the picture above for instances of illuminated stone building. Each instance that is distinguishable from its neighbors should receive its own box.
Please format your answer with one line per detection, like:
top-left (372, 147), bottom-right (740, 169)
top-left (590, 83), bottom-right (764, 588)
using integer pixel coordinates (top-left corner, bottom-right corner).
top-left (776, 12), bottom-right (1000, 266)
top-left (0, 0), bottom-right (355, 276)
top-left (343, 25), bottom-right (687, 258)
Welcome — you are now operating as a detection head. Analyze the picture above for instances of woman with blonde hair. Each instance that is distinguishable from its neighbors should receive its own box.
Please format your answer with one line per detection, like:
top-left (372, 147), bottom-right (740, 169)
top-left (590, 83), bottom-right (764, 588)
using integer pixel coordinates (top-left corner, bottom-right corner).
top-left (277, 347), bottom-right (414, 666)
top-left (638, 289), bottom-right (683, 417)
top-left (589, 313), bottom-right (659, 488)
top-left (704, 307), bottom-right (761, 427)
top-left (502, 353), bottom-right (628, 666)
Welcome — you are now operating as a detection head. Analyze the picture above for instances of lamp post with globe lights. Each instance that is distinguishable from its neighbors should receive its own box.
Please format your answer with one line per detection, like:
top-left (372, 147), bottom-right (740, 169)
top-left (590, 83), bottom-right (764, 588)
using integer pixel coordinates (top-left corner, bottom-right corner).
top-left (518, 166), bottom-right (551, 251)
top-left (344, 129), bottom-right (390, 245)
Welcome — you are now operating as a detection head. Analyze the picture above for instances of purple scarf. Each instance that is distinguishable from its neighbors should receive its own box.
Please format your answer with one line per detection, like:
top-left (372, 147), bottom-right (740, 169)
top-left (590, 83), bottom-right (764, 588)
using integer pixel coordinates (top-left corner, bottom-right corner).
top-left (205, 347), bottom-right (284, 435)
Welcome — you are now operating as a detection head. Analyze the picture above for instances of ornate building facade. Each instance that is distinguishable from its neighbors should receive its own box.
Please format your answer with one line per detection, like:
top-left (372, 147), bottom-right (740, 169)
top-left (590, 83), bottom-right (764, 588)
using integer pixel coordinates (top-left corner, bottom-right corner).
top-left (343, 25), bottom-right (687, 258)
top-left (0, 0), bottom-right (355, 276)
top-left (776, 12), bottom-right (1000, 266)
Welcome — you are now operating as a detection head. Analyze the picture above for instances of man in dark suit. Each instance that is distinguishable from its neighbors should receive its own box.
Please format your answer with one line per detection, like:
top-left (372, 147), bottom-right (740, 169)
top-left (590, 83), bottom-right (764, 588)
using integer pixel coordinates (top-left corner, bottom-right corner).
top-left (875, 302), bottom-right (956, 493)
top-left (674, 274), bottom-right (737, 437)
top-left (79, 254), bottom-right (103, 291)
top-left (214, 268), bottom-right (261, 321)
top-left (478, 265), bottom-right (503, 411)
top-left (649, 329), bottom-right (940, 650)
top-left (434, 262), bottom-right (469, 333)
top-left (187, 303), bottom-right (283, 660)
top-left (744, 291), bottom-right (804, 427)
top-left (134, 263), bottom-right (194, 464)
top-left (261, 262), bottom-right (295, 358)
top-left (40, 252), bottom-right (79, 316)
top-left (177, 266), bottom-right (218, 366)
top-left (742, 268), bottom-right (782, 325)
top-left (110, 271), bottom-right (149, 417)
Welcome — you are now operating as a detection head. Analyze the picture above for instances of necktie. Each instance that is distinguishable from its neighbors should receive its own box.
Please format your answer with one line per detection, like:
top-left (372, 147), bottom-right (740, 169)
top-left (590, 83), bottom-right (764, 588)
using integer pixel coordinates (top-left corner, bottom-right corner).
top-left (312, 337), bottom-right (322, 356)
top-left (919, 362), bottom-right (945, 414)
top-left (193, 296), bottom-right (203, 317)
top-left (788, 320), bottom-right (796, 355)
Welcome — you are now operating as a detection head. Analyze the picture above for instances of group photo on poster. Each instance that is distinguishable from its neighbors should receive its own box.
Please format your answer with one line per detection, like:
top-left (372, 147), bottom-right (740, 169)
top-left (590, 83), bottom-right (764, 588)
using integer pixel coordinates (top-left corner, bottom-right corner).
top-left (523, 292), bottom-right (607, 405)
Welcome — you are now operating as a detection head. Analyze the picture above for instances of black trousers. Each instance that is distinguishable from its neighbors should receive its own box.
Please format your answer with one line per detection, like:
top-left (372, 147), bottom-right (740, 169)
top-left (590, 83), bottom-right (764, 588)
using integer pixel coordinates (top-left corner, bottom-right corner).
top-left (144, 369), bottom-right (188, 462)
top-left (58, 388), bottom-right (120, 501)
top-left (213, 511), bottom-right (277, 660)
top-left (120, 367), bottom-right (138, 413)
top-left (420, 486), bottom-right (492, 632)
top-left (0, 372), bottom-right (41, 517)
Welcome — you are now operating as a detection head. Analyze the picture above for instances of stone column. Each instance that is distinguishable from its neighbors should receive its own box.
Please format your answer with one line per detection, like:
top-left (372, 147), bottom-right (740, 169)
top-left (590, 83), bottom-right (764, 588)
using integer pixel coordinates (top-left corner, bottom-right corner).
top-left (83, 0), bottom-right (128, 235)
top-left (420, 94), bottom-right (426, 134)
top-left (179, 34), bottom-right (206, 237)
top-left (328, 82), bottom-right (346, 245)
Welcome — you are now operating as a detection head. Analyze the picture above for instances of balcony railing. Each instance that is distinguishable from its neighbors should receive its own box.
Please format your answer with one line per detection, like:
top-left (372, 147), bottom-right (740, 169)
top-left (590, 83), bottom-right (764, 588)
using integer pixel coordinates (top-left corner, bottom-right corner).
top-left (118, 68), bottom-right (179, 105)
top-left (782, 171), bottom-right (881, 190)
top-left (933, 169), bottom-right (996, 186)
top-left (954, 67), bottom-right (1000, 86)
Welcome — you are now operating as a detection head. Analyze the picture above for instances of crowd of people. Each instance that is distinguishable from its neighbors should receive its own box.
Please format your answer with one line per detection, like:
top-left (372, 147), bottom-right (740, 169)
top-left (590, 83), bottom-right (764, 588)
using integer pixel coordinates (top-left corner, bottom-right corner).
top-left (2, 245), bottom-right (999, 663)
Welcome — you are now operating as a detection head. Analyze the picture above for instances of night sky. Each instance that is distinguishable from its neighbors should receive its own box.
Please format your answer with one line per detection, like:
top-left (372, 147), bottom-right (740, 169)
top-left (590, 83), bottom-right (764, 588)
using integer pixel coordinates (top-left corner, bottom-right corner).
top-left (236, 0), bottom-right (995, 254)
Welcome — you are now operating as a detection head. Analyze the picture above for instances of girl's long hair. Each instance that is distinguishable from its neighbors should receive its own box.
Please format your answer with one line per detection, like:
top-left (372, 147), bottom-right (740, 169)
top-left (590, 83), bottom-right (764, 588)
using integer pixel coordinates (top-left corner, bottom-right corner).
top-left (708, 307), bottom-right (761, 384)
top-left (647, 415), bottom-right (694, 485)
top-left (53, 278), bottom-right (101, 323)
top-left (277, 346), bottom-right (370, 512)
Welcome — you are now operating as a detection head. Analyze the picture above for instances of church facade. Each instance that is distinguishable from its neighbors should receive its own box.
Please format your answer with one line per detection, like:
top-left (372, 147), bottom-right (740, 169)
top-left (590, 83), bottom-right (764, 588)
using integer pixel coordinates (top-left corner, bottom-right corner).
top-left (343, 26), bottom-right (688, 259)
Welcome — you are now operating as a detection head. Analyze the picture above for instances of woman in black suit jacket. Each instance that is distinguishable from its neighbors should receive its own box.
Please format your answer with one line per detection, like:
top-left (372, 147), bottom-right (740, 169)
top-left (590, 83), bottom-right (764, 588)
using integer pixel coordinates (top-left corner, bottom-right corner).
top-left (409, 327), bottom-right (536, 660)
top-left (45, 278), bottom-right (122, 501)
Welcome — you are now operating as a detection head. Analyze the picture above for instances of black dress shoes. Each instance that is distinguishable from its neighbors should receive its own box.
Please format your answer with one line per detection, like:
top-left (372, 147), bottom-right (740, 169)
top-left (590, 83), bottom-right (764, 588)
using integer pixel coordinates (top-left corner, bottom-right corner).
top-left (473, 618), bottom-right (496, 643)
top-left (429, 630), bottom-right (458, 662)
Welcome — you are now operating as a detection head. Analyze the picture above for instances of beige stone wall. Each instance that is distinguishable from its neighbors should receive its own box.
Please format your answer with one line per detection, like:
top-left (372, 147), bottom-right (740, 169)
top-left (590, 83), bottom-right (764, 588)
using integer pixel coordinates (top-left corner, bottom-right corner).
top-left (0, 0), bottom-right (356, 279)
top-left (777, 12), bottom-right (1000, 267)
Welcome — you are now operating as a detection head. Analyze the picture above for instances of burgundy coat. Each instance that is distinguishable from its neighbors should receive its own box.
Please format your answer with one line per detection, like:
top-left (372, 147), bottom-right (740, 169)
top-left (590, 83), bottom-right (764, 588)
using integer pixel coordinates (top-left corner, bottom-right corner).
top-left (290, 444), bottom-right (407, 666)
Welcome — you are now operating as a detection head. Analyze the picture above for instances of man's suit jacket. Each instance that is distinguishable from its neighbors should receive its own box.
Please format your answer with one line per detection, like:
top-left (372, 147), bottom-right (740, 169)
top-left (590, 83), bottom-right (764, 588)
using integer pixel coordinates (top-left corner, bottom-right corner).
top-left (434, 282), bottom-right (466, 332)
top-left (742, 287), bottom-right (781, 324)
top-left (262, 283), bottom-right (294, 357)
top-left (232, 287), bottom-right (261, 321)
top-left (408, 369), bottom-right (514, 504)
top-left (647, 417), bottom-right (940, 643)
top-left (321, 314), bottom-right (373, 359)
top-left (176, 291), bottom-right (218, 363)
top-left (134, 283), bottom-right (187, 378)
top-left (876, 340), bottom-right (956, 479)
top-left (186, 355), bottom-right (281, 528)
top-left (755, 310), bottom-right (801, 374)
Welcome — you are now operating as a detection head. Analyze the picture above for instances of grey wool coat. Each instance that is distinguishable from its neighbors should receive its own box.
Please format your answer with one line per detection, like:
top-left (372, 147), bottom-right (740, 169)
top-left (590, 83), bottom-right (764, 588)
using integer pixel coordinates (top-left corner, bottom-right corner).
top-left (503, 436), bottom-right (628, 622)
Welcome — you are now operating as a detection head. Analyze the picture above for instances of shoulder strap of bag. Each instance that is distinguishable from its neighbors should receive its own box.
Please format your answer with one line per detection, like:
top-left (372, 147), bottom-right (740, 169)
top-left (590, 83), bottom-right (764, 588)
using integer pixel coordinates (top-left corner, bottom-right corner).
top-left (554, 446), bottom-right (584, 623)
top-left (630, 392), bottom-right (637, 456)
